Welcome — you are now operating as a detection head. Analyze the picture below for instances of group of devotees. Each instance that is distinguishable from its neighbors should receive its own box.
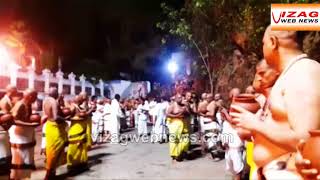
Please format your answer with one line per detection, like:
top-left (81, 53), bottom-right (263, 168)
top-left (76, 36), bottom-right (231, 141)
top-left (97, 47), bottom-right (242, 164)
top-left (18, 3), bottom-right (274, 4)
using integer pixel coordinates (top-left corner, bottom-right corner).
top-left (1, 25), bottom-right (320, 180)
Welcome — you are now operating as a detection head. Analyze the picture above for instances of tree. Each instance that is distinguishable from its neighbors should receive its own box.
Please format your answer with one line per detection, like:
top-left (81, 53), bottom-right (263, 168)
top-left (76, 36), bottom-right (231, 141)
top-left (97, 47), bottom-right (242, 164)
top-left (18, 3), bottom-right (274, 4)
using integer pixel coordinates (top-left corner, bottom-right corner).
top-left (157, 2), bottom-right (216, 93)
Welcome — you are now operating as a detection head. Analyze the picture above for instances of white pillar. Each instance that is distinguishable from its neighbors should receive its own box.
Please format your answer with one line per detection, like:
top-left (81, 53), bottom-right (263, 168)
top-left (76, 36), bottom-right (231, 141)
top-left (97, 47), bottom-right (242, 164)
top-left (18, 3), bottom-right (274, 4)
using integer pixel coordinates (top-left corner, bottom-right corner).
top-left (68, 72), bottom-right (76, 95)
top-left (99, 79), bottom-right (104, 97)
top-left (80, 74), bottom-right (86, 93)
top-left (56, 70), bottom-right (64, 94)
top-left (9, 64), bottom-right (19, 86)
top-left (91, 84), bottom-right (95, 96)
top-left (42, 69), bottom-right (51, 94)
top-left (28, 67), bottom-right (35, 89)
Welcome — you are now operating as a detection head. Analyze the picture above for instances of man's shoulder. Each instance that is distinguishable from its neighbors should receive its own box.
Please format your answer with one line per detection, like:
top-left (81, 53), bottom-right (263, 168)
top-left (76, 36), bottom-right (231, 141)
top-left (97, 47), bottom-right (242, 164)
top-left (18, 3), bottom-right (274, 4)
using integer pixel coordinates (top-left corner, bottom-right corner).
top-left (208, 101), bottom-right (216, 107)
top-left (12, 100), bottom-right (25, 110)
top-left (43, 96), bottom-right (56, 103)
top-left (294, 58), bottom-right (320, 72)
top-left (287, 58), bottom-right (320, 81)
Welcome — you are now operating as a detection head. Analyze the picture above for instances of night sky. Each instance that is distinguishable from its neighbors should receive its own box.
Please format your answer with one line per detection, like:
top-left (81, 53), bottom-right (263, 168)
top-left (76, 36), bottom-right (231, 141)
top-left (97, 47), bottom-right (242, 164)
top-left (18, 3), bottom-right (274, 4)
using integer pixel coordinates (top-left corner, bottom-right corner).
top-left (0, 0), bottom-right (184, 83)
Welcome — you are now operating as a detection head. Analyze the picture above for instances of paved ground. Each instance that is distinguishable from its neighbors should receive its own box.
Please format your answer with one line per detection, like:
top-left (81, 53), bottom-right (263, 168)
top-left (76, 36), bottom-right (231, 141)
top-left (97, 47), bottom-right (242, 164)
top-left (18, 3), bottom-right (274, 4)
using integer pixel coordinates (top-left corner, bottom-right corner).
top-left (5, 127), bottom-right (231, 180)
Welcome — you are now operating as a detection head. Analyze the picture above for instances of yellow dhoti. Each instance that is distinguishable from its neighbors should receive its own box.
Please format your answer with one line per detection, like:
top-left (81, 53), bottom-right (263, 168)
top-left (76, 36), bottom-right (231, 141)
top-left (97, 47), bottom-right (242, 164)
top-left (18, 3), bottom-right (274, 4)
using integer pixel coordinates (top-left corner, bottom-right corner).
top-left (167, 118), bottom-right (189, 158)
top-left (67, 120), bottom-right (88, 169)
top-left (86, 118), bottom-right (92, 147)
top-left (45, 120), bottom-right (68, 171)
top-left (246, 142), bottom-right (257, 180)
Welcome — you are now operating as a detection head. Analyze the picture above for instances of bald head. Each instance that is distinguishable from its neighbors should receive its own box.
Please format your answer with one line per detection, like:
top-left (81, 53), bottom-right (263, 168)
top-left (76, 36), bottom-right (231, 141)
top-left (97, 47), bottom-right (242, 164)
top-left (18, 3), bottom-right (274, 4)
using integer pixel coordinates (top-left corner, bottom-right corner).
top-left (74, 95), bottom-right (83, 104)
top-left (229, 88), bottom-right (240, 100)
top-left (206, 93), bottom-right (213, 102)
top-left (6, 85), bottom-right (18, 97)
top-left (79, 92), bottom-right (88, 101)
top-left (104, 98), bottom-right (111, 104)
top-left (23, 89), bottom-right (37, 104)
top-left (263, 25), bottom-right (303, 70)
top-left (265, 25), bottom-right (298, 40)
top-left (214, 93), bottom-right (221, 101)
top-left (175, 93), bottom-right (183, 104)
top-left (201, 93), bottom-right (207, 100)
top-left (49, 87), bottom-right (58, 99)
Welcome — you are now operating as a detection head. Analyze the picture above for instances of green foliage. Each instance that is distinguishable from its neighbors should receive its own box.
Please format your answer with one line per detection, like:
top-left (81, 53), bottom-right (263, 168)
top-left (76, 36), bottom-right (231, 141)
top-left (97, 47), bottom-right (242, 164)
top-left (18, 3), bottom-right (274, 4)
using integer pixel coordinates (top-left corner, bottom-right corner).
top-left (158, 0), bottom-right (320, 92)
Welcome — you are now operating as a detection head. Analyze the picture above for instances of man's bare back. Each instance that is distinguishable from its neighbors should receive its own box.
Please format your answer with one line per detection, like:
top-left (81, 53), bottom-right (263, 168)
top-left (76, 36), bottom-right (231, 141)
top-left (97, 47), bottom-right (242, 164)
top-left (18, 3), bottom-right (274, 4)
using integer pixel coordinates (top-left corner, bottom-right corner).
top-left (206, 100), bottom-right (217, 120)
top-left (43, 97), bottom-right (58, 120)
top-left (198, 100), bottom-right (208, 115)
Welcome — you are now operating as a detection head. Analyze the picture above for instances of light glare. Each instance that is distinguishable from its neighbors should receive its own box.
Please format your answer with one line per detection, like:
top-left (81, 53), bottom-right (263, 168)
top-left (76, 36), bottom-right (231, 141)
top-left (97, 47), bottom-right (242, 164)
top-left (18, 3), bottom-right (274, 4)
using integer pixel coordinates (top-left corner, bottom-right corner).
top-left (167, 61), bottom-right (178, 74)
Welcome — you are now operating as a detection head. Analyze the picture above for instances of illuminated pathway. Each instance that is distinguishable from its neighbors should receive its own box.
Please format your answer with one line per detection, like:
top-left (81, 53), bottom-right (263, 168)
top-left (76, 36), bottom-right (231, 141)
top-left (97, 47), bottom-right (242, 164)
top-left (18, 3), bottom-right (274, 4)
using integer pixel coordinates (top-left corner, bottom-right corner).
top-left (27, 128), bottom-right (229, 179)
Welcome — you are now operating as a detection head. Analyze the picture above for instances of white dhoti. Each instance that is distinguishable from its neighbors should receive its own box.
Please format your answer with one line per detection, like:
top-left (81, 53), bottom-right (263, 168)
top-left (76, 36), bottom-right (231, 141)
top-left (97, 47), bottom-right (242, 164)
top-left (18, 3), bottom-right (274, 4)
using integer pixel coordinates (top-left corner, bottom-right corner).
top-left (200, 116), bottom-right (218, 133)
top-left (133, 110), bottom-right (139, 128)
top-left (41, 122), bottom-right (47, 149)
top-left (138, 119), bottom-right (148, 136)
top-left (91, 115), bottom-right (100, 143)
top-left (9, 125), bottom-right (36, 179)
top-left (225, 148), bottom-right (244, 175)
top-left (0, 127), bottom-right (11, 175)
top-left (253, 153), bottom-right (301, 180)
top-left (153, 116), bottom-right (166, 142)
top-left (107, 118), bottom-right (120, 143)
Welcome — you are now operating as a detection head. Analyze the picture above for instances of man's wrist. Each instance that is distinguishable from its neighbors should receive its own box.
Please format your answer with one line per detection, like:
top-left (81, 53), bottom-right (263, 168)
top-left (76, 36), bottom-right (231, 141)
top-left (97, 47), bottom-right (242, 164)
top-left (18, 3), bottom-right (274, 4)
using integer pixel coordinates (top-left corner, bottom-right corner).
top-left (252, 120), bottom-right (263, 133)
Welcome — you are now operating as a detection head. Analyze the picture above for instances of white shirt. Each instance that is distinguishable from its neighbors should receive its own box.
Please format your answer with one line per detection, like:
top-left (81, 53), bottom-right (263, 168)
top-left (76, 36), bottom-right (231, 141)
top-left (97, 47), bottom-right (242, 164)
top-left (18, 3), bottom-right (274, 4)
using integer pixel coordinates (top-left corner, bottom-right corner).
top-left (149, 100), bottom-right (157, 116)
top-left (137, 104), bottom-right (149, 121)
top-left (156, 101), bottom-right (169, 120)
top-left (103, 103), bottom-right (112, 120)
top-left (111, 99), bottom-right (123, 119)
top-left (92, 104), bottom-right (104, 122)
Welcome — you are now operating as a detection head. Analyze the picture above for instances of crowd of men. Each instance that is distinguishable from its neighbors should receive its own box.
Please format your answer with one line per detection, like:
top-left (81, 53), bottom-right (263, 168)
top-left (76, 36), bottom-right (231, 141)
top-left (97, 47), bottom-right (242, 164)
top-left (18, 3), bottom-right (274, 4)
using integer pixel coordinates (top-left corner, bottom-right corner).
top-left (1, 25), bottom-right (320, 180)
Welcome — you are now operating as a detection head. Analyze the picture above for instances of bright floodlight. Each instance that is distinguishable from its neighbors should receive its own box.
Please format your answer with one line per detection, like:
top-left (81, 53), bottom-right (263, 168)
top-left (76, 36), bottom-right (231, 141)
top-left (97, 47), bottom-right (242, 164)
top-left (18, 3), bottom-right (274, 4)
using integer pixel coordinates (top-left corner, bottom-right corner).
top-left (167, 61), bottom-right (178, 74)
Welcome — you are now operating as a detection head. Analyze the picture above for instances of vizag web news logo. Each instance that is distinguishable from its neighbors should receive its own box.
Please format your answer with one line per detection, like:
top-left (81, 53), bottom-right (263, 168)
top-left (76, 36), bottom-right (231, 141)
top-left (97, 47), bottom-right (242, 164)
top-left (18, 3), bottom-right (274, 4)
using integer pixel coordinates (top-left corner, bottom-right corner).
top-left (271, 4), bottom-right (320, 30)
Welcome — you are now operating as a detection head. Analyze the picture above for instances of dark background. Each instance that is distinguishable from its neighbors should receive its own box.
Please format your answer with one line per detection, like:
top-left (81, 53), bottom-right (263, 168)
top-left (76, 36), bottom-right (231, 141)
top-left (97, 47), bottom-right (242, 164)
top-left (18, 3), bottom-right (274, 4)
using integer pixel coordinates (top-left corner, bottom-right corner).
top-left (0, 0), bottom-right (184, 83)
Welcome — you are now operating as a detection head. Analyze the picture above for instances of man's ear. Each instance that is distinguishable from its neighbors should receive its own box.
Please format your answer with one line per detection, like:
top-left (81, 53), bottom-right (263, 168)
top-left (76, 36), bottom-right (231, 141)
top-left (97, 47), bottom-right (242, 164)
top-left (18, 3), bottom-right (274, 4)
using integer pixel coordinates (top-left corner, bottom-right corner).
top-left (269, 35), bottom-right (279, 51)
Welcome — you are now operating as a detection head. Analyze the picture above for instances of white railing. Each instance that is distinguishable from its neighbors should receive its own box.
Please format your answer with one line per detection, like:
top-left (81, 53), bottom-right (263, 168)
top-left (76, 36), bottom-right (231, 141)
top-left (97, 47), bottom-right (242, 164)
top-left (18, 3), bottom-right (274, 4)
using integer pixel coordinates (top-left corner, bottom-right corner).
top-left (0, 63), bottom-right (151, 100)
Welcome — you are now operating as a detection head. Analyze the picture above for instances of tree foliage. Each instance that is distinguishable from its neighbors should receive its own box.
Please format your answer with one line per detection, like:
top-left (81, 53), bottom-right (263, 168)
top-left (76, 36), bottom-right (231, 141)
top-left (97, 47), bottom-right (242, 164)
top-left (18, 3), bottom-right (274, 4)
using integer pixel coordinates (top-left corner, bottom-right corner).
top-left (157, 0), bottom-right (320, 93)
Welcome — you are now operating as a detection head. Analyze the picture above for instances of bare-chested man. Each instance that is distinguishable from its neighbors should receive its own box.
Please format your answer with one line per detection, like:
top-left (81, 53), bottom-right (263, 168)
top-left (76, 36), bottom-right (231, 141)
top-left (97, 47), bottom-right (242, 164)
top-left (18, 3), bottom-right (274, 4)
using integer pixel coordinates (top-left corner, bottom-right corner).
top-left (79, 92), bottom-right (96, 149)
top-left (204, 94), bottom-right (218, 129)
top-left (183, 92), bottom-right (197, 135)
top-left (230, 26), bottom-right (320, 179)
top-left (0, 85), bottom-right (17, 176)
top-left (197, 93), bottom-right (208, 148)
top-left (67, 95), bottom-right (89, 173)
top-left (198, 94), bottom-right (219, 153)
top-left (43, 87), bottom-right (68, 179)
top-left (0, 85), bottom-right (18, 114)
top-left (244, 60), bottom-right (280, 180)
top-left (9, 89), bottom-right (40, 180)
top-left (166, 93), bottom-right (190, 162)
top-left (253, 59), bottom-right (279, 107)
